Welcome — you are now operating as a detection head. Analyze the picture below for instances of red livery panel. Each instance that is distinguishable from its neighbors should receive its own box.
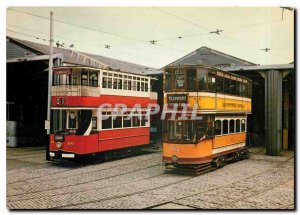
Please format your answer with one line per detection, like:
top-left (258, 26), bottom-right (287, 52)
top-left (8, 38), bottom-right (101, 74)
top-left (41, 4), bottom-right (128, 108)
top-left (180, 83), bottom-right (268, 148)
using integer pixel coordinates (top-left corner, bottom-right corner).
top-left (52, 95), bottom-right (151, 108)
top-left (98, 127), bottom-right (150, 151)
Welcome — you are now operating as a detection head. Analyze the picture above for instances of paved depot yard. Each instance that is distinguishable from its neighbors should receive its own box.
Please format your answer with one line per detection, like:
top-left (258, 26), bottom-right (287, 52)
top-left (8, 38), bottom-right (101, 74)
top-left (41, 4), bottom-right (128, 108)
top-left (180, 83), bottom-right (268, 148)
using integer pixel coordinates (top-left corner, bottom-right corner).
top-left (6, 146), bottom-right (294, 209)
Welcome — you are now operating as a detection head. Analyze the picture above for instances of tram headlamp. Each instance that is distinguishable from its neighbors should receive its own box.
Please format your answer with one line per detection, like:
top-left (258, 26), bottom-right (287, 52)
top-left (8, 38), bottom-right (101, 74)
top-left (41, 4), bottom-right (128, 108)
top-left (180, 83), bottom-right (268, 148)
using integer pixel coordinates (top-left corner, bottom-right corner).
top-left (56, 142), bottom-right (63, 149)
top-left (54, 134), bottom-right (64, 142)
top-left (171, 155), bottom-right (178, 162)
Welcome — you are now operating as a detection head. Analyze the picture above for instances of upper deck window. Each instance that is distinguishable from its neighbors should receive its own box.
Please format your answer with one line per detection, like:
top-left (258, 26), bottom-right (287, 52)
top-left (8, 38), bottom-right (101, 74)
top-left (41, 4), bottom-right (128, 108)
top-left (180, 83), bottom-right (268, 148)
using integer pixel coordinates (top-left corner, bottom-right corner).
top-left (197, 68), bottom-right (207, 91)
top-left (81, 71), bottom-right (88, 86)
top-left (101, 71), bottom-right (149, 93)
top-left (164, 67), bottom-right (216, 93)
top-left (89, 72), bottom-right (98, 87)
top-left (165, 70), bottom-right (173, 91)
top-left (187, 68), bottom-right (197, 91)
top-left (174, 69), bottom-right (185, 89)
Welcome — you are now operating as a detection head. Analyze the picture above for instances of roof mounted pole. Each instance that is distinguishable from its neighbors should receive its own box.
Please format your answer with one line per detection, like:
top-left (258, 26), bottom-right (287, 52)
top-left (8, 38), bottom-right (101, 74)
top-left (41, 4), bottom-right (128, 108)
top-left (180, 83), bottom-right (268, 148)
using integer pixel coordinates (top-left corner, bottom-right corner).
top-left (46, 11), bottom-right (53, 135)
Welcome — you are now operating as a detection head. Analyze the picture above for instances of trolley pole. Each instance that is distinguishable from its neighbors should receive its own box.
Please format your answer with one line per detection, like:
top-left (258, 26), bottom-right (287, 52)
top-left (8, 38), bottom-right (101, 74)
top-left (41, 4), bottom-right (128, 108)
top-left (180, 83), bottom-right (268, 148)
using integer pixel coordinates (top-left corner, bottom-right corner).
top-left (46, 11), bottom-right (53, 160)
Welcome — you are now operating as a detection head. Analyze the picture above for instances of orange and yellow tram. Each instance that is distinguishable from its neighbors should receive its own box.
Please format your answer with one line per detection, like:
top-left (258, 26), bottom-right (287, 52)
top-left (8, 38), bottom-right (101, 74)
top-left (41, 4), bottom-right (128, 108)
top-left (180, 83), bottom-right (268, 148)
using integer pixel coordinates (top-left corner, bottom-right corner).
top-left (162, 65), bottom-right (252, 173)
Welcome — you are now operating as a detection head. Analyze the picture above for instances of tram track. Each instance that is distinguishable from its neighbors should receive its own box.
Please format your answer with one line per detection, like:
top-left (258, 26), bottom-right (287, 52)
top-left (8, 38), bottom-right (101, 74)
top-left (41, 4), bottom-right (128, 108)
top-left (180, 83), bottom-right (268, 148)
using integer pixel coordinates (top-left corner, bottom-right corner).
top-left (64, 155), bottom-right (293, 209)
top-left (7, 164), bottom-right (165, 202)
top-left (7, 150), bottom-right (294, 209)
top-left (7, 153), bottom-right (163, 196)
top-left (7, 150), bottom-right (161, 185)
top-left (163, 156), bottom-right (295, 209)
top-left (54, 174), bottom-right (195, 209)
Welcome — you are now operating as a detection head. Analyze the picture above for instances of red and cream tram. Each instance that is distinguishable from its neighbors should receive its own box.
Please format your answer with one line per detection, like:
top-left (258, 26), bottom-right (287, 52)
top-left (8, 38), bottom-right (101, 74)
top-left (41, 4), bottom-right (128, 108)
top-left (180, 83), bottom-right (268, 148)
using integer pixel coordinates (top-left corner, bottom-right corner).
top-left (49, 66), bottom-right (157, 160)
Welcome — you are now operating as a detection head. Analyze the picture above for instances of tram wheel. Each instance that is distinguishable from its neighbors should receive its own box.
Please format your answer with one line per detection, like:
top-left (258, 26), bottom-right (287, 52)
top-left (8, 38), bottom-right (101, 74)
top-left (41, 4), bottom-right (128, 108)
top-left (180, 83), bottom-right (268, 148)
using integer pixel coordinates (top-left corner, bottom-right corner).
top-left (220, 156), bottom-right (226, 167)
top-left (213, 157), bottom-right (224, 168)
top-left (237, 152), bottom-right (243, 160)
top-left (232, 153), bottom-right (238, 162)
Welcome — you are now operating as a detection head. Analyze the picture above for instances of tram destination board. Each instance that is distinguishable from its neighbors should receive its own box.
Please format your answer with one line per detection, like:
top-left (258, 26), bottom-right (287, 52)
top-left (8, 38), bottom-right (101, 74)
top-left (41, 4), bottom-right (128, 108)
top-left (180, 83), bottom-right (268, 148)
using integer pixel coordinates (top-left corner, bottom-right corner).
top-left (167, 94), bottom-right (188, 104)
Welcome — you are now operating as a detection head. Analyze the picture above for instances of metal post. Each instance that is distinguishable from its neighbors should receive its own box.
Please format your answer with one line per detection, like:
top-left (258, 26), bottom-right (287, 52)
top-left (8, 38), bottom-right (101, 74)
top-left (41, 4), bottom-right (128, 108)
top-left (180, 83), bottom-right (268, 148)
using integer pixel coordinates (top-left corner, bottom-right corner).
top-left (46, 11), bottom-right (53, 160)
top-left (47, 11), bottom-right (53, 134)
top-left (265, 70), bottom-right (282, 156)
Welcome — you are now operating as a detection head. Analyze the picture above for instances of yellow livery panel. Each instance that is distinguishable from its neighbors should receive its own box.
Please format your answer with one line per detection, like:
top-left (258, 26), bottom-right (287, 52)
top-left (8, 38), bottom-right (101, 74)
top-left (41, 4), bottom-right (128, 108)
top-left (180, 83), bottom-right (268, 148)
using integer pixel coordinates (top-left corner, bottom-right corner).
top-left (164, 93), bottom-right (251, 112)
top-left (214, 133), bottom-right (246, 148)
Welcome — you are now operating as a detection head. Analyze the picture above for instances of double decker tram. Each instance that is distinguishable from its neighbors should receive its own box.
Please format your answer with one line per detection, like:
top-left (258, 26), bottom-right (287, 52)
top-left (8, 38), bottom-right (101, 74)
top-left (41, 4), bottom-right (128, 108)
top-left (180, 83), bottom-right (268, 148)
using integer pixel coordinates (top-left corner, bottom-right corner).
top-left (49, 66), bottom-right (157, 161)
top-left (162, 65), bottom-right (252, 174)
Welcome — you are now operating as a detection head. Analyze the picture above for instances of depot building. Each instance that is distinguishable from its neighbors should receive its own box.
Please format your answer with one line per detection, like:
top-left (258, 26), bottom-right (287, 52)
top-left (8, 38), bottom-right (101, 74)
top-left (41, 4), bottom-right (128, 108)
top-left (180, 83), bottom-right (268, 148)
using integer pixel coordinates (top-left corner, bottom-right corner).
top-left (6, 37), bottom-right (294, 156)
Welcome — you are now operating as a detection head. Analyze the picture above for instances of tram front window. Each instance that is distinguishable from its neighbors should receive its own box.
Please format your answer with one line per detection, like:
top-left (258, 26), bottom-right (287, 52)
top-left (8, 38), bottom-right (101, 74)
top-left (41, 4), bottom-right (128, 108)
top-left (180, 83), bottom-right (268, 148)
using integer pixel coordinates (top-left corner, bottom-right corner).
top-left (52, 109), bottom-right (93, 135)
top-left (183, 121), bottom-right (196, 142)
top-left (165, 121), bottom-right (196, 143)
top-left (167, 121), bottom-right (182, 141)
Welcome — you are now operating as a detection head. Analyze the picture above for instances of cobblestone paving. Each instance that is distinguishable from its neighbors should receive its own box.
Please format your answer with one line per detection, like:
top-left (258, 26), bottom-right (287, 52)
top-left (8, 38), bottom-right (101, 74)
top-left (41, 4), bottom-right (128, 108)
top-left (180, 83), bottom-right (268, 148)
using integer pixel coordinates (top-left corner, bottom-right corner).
top-left (7, 147), bottom-right (294, 210)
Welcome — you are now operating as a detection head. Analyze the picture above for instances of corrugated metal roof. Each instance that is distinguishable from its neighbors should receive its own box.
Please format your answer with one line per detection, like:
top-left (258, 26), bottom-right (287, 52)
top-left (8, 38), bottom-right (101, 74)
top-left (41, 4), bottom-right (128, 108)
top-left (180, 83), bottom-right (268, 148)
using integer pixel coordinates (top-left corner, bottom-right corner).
top-left (164, 46), bottom-right (257, 68)
top-left (7, 36), bottom-right (157, 76)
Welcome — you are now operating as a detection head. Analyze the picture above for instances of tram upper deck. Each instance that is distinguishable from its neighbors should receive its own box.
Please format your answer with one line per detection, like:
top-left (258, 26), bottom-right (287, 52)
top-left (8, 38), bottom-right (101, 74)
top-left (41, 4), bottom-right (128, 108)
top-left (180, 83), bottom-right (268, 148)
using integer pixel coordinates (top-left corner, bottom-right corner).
top-left (51, 66), bottom-right (157, 108)
top-left (163, 65), bottom-right (252, 113)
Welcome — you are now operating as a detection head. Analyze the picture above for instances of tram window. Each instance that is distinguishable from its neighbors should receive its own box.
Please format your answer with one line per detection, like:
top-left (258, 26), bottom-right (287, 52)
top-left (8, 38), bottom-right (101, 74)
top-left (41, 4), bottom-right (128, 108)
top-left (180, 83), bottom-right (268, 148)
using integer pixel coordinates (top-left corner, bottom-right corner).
top-left (236, 119), bottom-right (241, 132)
top-left (102, 77), bottom-right (107, 88)
top-left (198, 117), bottom-right (207, 141)
top-left (132, 116), bottom-right (140, 127)
top-left (223, 78), bottom-right (230, 94)
top-left (229, 119), bottom-right (235, 133)
top-left (241, 119), bottom-right (246, 132)
top-left (223, 120), bottom-right (228, 134)
top-left (137, 81), bottom-right (141, 91)
top-left (123, 80), bottom-right (127, 90)
top-left (167, 121), bottom-right (182, 141)
top-left (53, 75), bottom-right (58, 86)
top-left (123, 116), bottom-right (131, 127)
top-left (236, 82), bottom-right (242, 96)
top-left (247, 83), bottom-right (252, 98)
top-left (54, 73), bottom-right (71, 86)
top-left (132, 80), bottom-right (137, 91)
top-left (165, 70), bottom-right (173, 91)
top-left (175, 69), bottom-right (185, 89)
top-left (89, 72), bottom-right (98, 87)
top-left (242, 83), bottom-right (247, 97)
top-left (216, 76), bottom-right (223, 93)
top-left (68, 111), bottom-right (76, 129)
top-left (113, 78), bottom-right (118, 89)
top-left (118, 79), bottom-right (122, 89)
top-left (107, 78), bottom-right (112, 88)
top-left (215, 120), bottom-right (222, 135)
top-left (207, 71), bottom-right (216, 92)
top-left (145, 82), bottom-right (149, 92)
top-left (113, 116), bottom-right (122, 128)
top-left (102, 116), bottom-right (112, 129)
top-left (53, 110), bottom-right (67, 132)
top-left (127, 80), bottom-right (131, 90)
top-left (230, 80), bottom-right (237, 95)
top-left (92, 117), bottom-right (97, 129)
top-left (72, 76), bottom-right (78, 85)
top-left (197, 115), bottom-right (214, 141)
top-left (141, 82), bottom-right (145, 91)
top-left (187, 68), bottom-right (197, 91)
top-left (81, 71), bottom-right (88, 86)
top-left (183, 121), bottom-right (196, 142)
top-left (141, 115), bottom-right (148, 126)
top-left (198, 68), bottom-right (207, 91)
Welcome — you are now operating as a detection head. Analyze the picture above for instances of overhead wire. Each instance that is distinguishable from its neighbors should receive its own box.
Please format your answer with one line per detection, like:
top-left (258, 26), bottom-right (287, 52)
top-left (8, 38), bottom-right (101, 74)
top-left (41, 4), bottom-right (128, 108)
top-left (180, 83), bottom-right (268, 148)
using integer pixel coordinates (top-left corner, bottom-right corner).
top-left (7, 7), bottom-right (293, 62)
top-left (6, 28), bottom-right (158, 66)
top-left (152, 7), bottom-right (292, 61)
